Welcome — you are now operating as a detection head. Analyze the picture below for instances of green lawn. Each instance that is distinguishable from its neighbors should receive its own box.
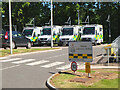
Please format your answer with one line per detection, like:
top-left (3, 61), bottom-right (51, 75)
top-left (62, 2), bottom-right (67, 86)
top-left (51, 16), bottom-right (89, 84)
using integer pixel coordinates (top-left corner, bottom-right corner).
top-left (0, 48), bottom-right (59, 57)
top-left (51, 70), bottom-right (119, 89)
top-left (91, 78), bottom-right (118, 88)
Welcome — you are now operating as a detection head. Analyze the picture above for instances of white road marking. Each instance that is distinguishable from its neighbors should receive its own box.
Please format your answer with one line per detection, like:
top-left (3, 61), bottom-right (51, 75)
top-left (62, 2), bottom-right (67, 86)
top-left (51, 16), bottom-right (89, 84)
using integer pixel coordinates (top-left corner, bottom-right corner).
top-left (0, 58), bottom-right (22, 63)
top-left (56, 64), bottom-right (70, 70)
top-left (12, 59), bottom-right (35, 64)
top-left (0, 57), bottom-right (9, 60)
top-left (41, 62), bottom-right (64, 68)
top-left (26, 60), bottom-right (49, 66)
top-left (0, 65), bottom-right (20, 71)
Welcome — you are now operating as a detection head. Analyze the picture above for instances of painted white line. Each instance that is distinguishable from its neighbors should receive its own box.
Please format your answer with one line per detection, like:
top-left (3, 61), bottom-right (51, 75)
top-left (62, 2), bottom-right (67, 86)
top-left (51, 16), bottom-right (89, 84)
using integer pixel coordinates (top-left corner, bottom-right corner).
top-left (56, 64), bottom-right (70, 70)
top-left (0, 65), bottom-right (20, 71)
top-left (12, 59), bottom-right (35, 64)
top-left (41, 62), bottom-right (64, 68)
top-left (0, 58), bottom-right (22, 63)
top-left (0, 57), bottom-right (9, 60)
top-left (26, 60), bottom-right (49, 66)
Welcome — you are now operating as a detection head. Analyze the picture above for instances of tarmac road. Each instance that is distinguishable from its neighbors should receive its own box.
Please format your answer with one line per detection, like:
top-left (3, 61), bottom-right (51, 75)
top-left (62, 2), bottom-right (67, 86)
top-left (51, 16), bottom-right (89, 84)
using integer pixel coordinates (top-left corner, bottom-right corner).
top-left (0, 45), bottom-right (106, 89)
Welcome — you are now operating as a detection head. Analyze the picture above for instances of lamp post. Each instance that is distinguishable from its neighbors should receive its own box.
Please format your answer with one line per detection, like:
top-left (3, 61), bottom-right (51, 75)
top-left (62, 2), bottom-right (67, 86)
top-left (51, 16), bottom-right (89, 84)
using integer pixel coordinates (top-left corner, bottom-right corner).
top-left (77, 10), bottom-right (80, 25)
top-left (108, 19), bottom-right (111, 43)
top-left (51, 0), bottom-right (53, 48)
top-left (106, 15), bottom-right (111, 43)
top-left (9, 0), bottom-right (13, 54)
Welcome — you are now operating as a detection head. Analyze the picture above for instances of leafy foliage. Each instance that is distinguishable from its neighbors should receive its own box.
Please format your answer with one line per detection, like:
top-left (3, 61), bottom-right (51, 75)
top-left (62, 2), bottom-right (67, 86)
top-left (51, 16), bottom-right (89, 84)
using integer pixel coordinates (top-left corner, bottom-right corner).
top-left (2, 2), bottom-right (119, 42)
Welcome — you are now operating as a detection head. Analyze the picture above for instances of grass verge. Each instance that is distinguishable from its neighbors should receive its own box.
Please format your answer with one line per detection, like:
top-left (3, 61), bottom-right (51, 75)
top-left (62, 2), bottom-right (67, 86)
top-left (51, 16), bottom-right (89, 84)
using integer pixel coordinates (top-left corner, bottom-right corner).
top-left (0, 48), bottom-right (59, 57)
top-left (51, 69), bottom-right (119, 88)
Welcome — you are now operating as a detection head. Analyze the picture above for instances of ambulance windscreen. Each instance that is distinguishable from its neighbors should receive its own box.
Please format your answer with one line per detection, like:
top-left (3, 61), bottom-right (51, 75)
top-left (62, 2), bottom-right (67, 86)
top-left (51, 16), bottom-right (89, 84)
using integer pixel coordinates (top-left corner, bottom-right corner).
top-left (23, 29), bottom-right (33, 37)
top-left (83, 27), bottom-right (95, 35)
top-left (62, 28), bottom-right (73, 35)
top-left (42, 28), bottom-right (51, 35)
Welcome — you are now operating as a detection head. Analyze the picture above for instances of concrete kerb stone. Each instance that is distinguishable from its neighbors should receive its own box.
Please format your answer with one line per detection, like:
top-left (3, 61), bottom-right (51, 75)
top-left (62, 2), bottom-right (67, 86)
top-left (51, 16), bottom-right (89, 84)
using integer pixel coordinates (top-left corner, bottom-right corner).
top-left (46, 73), bottom-right (58, 90)
top-left (46, 65), bottom-right (120, 89)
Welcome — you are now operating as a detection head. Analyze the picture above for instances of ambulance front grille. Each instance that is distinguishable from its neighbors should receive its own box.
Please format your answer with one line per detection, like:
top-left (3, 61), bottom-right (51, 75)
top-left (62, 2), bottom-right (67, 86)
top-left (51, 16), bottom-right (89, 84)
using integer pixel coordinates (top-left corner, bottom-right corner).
top-left (62, 38), bottom-right (69, 41)
top-left (81, 38), bottom-right (91, 41)
top-left (40, 38), bottom-right (47, 41)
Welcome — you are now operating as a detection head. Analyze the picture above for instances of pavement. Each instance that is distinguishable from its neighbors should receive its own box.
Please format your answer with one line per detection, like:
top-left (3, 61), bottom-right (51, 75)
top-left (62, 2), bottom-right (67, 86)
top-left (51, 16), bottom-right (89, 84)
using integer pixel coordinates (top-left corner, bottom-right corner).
top-left (0, 44), bottom-right (108, 89)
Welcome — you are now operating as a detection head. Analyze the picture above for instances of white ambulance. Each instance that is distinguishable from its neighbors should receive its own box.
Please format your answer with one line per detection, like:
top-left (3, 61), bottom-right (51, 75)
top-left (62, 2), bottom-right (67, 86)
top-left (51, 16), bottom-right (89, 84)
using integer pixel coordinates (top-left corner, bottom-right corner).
top-left (58, 25), bottom-right (82, 46)
top-left (81, 24), bottom-right (103, 45)
top-left (23, 27), bottom-right (43, 45)
top-left (38, 26), bottom-right (62, 46)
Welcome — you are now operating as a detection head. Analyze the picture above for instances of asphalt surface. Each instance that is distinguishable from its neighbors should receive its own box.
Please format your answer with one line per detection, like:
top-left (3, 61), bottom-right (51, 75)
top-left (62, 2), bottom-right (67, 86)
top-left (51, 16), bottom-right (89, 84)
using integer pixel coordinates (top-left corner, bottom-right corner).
top-left (0, 45), bottom-right (106, 88)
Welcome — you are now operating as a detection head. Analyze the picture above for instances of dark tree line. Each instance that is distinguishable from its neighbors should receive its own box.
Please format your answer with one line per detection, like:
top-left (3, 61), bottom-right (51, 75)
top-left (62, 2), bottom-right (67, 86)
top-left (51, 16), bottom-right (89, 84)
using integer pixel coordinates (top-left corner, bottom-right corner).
top-left (2, 2), bottom-right (120, 43)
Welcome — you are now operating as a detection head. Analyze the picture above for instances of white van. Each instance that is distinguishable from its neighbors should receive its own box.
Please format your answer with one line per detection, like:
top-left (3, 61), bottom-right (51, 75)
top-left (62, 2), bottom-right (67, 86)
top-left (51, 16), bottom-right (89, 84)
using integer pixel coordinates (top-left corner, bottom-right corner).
top-left (81, 24), bottom-right (103, 45)
top-left (23, 27), bottom-right (43, 45)
top-left (38, 26), bottom-right (62, 45)
top-left (58, 25), bottom-right (82, 46)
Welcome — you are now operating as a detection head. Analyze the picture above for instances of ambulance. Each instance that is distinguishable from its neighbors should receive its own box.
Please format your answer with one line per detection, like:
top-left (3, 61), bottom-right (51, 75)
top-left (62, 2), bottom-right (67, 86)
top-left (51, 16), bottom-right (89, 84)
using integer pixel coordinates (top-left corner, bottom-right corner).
top-left (58, 25), bottom-right (82, 46)
top-left (22, 27), bottom-right (43, 45)
top-left (81, 24), bottom-right (103, 45)
top-left (38, 26), bottom-right (62, 45)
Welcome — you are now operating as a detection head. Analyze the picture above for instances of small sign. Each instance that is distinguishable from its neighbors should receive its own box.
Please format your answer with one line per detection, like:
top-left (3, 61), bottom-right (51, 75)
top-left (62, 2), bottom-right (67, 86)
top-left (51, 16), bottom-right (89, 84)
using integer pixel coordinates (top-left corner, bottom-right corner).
top-left (85, 62), bottom-right (91, 73)
top-left (71, 61), bottom-right (77, 72)
top-left (69, 41), bottom-right (93, 62)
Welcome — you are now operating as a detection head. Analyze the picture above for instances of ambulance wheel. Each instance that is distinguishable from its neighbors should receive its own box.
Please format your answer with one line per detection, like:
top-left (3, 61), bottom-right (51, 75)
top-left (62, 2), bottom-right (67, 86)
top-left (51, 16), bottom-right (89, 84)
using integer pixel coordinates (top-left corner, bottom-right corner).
top-left (94, 42), bottom-right (97, 46)
top-left (26, 42), bottom-right (31, 49)
top-left (3, 47), bottom-right (7, 49)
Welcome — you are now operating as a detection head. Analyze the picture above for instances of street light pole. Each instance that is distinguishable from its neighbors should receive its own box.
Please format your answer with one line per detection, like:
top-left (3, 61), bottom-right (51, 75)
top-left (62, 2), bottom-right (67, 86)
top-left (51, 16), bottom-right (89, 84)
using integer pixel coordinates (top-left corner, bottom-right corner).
top-left (106, 15), bottom-right (111, 43)
top-left (51, 0), bottom-right (53, 48)
top-left (9, 0), bottom-right (12, 54)
top-left (109, 19), bottom-right (111, 43)
top-left (77, 10), bottom-right (80, 25)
